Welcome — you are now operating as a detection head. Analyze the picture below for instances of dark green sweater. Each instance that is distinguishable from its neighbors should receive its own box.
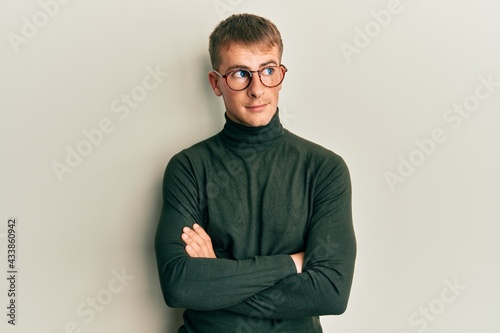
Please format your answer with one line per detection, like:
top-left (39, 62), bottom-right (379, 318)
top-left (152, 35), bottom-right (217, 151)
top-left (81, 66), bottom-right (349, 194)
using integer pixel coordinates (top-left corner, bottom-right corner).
top-left (155, 111), bottom-right (356, 333)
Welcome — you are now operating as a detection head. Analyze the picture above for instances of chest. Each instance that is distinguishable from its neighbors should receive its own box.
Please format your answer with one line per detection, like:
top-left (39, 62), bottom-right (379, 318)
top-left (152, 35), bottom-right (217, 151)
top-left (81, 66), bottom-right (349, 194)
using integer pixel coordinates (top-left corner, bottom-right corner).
top-left (197, 148), bottom-right (313, 258)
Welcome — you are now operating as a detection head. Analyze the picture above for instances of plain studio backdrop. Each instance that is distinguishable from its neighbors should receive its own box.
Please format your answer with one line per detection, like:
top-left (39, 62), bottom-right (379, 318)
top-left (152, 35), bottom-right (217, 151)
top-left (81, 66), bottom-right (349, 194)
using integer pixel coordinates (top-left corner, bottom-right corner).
top-left (1, 1), bottom-right (499, 332)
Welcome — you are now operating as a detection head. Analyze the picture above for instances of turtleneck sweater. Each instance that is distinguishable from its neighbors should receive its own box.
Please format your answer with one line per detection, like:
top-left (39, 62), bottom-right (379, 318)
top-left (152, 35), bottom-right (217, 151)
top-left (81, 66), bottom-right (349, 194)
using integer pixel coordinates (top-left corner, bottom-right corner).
top-left (155, 110), bottom-right (356, 333)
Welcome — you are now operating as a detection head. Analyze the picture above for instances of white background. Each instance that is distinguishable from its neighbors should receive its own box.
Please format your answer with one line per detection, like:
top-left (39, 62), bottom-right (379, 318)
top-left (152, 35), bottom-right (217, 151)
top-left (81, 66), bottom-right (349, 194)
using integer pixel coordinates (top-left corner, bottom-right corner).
top-left (1, 0), bottom-right (499, 332)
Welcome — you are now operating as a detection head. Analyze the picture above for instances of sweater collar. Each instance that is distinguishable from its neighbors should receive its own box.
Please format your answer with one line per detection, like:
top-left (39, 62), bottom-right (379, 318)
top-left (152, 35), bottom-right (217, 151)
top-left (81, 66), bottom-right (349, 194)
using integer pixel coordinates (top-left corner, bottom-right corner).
top-left (219, 108), bottom-right (285, 153)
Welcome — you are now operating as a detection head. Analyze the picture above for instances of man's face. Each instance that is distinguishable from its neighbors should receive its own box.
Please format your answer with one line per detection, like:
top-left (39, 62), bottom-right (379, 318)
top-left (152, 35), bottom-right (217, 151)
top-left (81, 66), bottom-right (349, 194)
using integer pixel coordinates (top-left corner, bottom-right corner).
top-left (208, 43), bottom-right (283, 127)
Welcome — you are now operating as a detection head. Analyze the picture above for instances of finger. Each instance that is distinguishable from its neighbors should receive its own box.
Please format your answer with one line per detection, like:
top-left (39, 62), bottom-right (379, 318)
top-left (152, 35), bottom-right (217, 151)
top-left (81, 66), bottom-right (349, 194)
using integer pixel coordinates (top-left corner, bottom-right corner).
top-left (192, 224), bottom-right (215, 256)
top-left (184, 227), bottom-right (211, 257)
top-left (182, 225), bottom-right (217, 258)
top-left (185, 245), bottom-right (199, 258)
top-left (183, 226), bottom-right (201, 245)
top-left (183, 227), bottom-right (213, 258)
top-left (192, 224), bottom-right (216, 257)
top-left (182, 231), bottom-right (203, 257)
top-left (185, 238), bottom-right (203, 257)
top-left (193, 223), bottom-right (212, 242)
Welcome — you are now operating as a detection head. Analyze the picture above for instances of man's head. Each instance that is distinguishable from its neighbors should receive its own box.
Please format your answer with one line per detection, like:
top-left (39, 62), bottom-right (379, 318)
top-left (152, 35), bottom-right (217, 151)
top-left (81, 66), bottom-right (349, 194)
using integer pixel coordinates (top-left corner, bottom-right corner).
top-left (208, 14), bottom-right (283, 71)
top-left (208, 14), bottom-right (286, 127)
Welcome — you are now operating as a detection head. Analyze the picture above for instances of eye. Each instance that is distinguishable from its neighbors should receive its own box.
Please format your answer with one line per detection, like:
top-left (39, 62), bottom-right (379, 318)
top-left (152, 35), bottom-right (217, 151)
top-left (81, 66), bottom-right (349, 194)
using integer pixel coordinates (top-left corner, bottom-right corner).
top-left (262, 67), bottom-right (275, 75)
top-left (232, 70), bottom-right (250, 78)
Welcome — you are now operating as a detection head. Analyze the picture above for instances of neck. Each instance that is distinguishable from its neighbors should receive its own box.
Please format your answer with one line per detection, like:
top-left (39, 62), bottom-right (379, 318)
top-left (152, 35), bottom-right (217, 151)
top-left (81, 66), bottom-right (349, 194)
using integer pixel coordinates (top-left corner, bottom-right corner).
top-left (219, 109), bottom-right (284, 153)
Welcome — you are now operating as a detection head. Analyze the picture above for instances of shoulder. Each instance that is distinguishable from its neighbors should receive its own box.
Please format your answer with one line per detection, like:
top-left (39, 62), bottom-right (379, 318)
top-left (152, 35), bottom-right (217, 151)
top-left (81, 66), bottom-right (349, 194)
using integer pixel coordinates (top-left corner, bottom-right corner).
top-left (167, 133), bottom-right (221, 167)
top-left (283, 130), bottom-right (351, 197)
top-left (284, 130), bottom-right (351, 199)
top-left (284, 129), bottom-right (348, 172)
top-left (161, 134), bottom-right (223, 186)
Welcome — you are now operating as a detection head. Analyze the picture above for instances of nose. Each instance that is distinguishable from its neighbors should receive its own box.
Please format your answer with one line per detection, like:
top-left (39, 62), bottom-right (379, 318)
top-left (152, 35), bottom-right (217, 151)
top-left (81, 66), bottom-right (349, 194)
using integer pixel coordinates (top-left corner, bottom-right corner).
top-left (246, 73), bottom-right (265, 98)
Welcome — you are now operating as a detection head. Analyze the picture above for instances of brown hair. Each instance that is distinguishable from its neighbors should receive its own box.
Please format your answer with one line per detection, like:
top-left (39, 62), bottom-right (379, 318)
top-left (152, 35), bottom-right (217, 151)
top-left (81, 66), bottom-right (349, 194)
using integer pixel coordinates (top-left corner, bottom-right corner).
top-left (209, 13), bottom-right (283, 70)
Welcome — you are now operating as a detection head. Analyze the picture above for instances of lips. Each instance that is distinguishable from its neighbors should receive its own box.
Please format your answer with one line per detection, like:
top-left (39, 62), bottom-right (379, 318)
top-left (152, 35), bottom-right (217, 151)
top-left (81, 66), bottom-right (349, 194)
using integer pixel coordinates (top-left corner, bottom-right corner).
top-left (246, 103), bottom-right (268, 111)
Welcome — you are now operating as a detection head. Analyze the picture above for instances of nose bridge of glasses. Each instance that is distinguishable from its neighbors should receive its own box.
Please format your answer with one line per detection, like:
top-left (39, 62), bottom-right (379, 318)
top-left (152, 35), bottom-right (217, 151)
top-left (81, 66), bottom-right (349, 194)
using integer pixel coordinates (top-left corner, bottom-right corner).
top-left (252, 69), bottom-right (262, 79)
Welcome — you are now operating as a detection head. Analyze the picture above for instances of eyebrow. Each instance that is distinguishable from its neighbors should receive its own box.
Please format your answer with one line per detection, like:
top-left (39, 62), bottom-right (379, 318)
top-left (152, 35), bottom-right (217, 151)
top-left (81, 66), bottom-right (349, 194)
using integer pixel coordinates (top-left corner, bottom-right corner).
top-left (224, 60), bottom-right (278, 72)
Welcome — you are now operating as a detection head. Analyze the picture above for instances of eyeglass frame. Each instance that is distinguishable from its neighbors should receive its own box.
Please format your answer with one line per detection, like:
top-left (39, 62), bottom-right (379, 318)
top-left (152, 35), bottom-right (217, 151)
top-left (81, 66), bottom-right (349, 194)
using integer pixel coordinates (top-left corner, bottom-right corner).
top-left (212, 64), bottom-right (288, 91)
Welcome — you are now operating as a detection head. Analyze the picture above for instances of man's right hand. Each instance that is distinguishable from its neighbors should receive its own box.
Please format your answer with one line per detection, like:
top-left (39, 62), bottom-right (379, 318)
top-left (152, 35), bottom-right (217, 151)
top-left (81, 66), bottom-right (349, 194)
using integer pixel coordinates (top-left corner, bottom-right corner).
top-left (290, 252), bottom-right (304, 273)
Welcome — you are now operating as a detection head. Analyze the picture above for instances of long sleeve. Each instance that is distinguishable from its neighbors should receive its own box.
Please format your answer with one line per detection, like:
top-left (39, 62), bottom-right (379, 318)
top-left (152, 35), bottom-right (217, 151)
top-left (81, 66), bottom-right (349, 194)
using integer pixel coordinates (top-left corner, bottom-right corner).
top-left (154, 152), bottom-right (297, 311)
top-left (223, 156), bottom-right (356, 319)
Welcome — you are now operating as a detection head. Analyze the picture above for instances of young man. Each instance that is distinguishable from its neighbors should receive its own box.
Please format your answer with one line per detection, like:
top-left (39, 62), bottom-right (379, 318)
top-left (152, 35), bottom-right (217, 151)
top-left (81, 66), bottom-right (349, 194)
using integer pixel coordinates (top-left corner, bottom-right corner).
top-left (155, 13), bottom-right (356, 333)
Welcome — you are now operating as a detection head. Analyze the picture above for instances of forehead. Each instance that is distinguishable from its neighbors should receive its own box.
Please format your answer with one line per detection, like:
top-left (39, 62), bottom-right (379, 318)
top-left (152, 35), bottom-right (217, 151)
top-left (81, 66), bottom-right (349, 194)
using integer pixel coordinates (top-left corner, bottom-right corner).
top-left (218, 43), bottom-right (281, 71)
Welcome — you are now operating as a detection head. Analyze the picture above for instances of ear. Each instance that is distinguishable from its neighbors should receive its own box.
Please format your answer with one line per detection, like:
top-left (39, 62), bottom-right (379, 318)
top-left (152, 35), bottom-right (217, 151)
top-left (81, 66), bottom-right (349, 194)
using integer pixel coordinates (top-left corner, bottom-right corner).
top-left (208, 71), bottom-right (222, 96)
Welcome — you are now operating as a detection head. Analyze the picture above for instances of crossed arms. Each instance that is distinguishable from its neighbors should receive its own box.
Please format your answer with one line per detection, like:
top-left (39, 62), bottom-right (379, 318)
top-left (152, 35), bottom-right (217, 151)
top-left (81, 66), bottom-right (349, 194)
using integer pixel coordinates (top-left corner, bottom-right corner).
top-left (182, 223), bottom-right (305, 273)
top-left (155, 152), bottom-right (356, 318)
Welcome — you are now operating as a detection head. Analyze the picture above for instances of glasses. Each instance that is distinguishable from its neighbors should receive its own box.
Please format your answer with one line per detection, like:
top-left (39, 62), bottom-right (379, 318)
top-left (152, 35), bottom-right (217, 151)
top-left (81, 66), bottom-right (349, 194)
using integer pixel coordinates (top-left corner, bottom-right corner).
top-left (213, 65), bottom-right (288, 91)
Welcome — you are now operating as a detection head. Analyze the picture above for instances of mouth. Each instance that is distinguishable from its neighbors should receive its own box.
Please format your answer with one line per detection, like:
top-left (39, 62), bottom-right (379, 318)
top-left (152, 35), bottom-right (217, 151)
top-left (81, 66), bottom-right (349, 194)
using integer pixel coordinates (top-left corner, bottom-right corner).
top-left (245, 103), bottom-right (268, 112)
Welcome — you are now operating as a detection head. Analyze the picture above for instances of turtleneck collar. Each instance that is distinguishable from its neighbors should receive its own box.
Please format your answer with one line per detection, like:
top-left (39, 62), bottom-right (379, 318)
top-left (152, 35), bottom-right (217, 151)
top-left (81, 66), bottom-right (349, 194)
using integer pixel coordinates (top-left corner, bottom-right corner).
top-left (219, 109), bottom-right (285, 154)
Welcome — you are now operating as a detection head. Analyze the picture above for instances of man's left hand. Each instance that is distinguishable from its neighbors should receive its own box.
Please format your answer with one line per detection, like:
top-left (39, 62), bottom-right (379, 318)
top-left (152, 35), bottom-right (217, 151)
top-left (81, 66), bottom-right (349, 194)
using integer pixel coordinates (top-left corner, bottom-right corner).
top-left (181, 223), bottom-right (217, 258)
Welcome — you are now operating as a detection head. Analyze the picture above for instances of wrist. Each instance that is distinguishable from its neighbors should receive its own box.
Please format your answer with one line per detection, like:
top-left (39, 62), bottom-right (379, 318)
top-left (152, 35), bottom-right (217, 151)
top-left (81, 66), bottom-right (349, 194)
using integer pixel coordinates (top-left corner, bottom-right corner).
top-left (290, 252), bottom-right (304, 274)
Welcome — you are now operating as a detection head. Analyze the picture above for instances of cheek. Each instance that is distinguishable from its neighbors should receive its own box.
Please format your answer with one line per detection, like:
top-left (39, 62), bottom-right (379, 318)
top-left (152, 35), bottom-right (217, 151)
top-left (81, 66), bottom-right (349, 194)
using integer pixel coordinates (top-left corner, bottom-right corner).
top-left (271, 88), bottom-right (281, 102)
top-left (223, 90), bottom-right (243, 104)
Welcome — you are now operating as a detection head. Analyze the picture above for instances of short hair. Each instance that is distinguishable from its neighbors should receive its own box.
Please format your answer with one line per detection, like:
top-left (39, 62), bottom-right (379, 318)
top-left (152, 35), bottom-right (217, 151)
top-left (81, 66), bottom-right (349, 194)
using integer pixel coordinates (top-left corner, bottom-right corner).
top-left (209, 13), bottom-right (283, 70)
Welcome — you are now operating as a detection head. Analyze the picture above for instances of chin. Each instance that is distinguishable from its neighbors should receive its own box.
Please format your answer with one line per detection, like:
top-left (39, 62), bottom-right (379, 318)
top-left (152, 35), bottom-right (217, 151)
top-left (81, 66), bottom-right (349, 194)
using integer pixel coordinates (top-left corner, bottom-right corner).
top-left (245, 113), bottom-right (274, 127)
top-left (226, 110), bottom-right (270, 127)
